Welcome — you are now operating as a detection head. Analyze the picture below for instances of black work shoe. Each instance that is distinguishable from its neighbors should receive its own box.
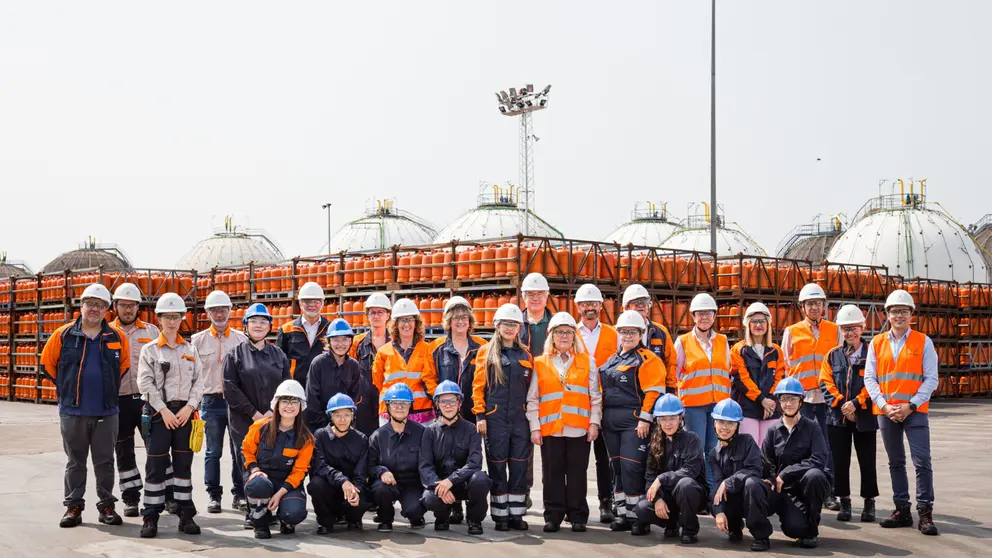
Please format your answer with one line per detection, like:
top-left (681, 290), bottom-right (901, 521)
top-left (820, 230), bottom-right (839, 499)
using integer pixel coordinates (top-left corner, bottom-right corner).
top-left (243, 517), bottom-right (255, 530)
top-left (347, 521), bottom-right (363, 531)
top-left (316, 524), bottom-right (333, 535)
top-left (664, 527), bottom-right (680, 539)
top-left (372, 513), bottom-right (382, 523)
top-left (140, 515), bottom-right (159, 538)
top-left (599, 497), bottom-right (615, 524)
top-left (232, 496), bottom-right (247, 513)
top-left (799, 536), bottom-right (819, 548)
top-left (435, 519), bottom-right (450, 531)
top-left (377, 522), bottom-right (393, 533)
top-left (880, 505), bottom-right (914, 528)
top-left (610, 517), bottom-right (631, 532)
top-left (508, 517), bottom-right (528, 531)
top-left (681, 534), bottom-right (699, 545)
top-left (123, 502), bottom-right (139, 517)
top-left (280, 521), bottom-right (295, 535)
top-left (98, 504), bottom-right (123, 526)
top-left (729, 530), bottom-right (743, 542)
top-left (862, 498), bottom-right (876, 522)
top-left (494, 520), bottom-right (510, 532)
top-left (543, 522), bottom-right (560, 533)
top-left (751, 538), bottom-right (770, 552)
top-left (525, 495), bottom-right (533, 510)
top-left (60, 506), bottom-right (83, 528)
top-left (918, 506), bottom-right (940, 536)
top-left (410, 517), bottom-right (426, 529)
top-left (837, 497), bottom-right (853, 522)
top-left (207, 497), bottom-right (222, 514)
top-left (254, 525), bottom-right (271, 539)
top-left (165, 499), bottom-right (180, 515)
top-left (178, 510), bottom-right (201, 535)
top-left (630, 523), bottom-right (650, 536)
top-left (450, 502), bottom-right (464, 524)
top-left (468, 521), bottom-right (484, 535)
top-left (824, 495), bottom-right (841, 511)
top-left (334, 514), bottom-right (347, 525)
top-left (571, 522), bottom-right (586, 532)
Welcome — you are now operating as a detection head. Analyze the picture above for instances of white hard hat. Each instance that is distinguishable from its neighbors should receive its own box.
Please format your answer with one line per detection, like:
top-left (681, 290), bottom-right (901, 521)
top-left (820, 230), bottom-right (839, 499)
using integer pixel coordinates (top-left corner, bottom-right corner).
top-left (391, 298), bottom-right (420, 319)
top-left (521, 272), bottom-right (549, 293)
top-left (112, 283), bottom-right (142, 303)
top-left (298, 281), bottom-right (325, 301)
top-left (547, 312), bottom-right (578, 332)
top-left (204, 290), bottom-right (232, 309)
top-left (622, 284), bottom-right (650, 308)
top-left (835, 304), bottom-right (867, 326)
top-left (798, 283), bottom-right (827, 303)
top-left (366, 292), bottom-right (392, 310)
top-left (493, 303), bottom-right (524, 325)
top-left (884, 289), bottom-right (916, 310)
top-left (615, 309), bottom-right (647, 331)
top-left (80, 284), bottom-right (112, 305)
top-left (744, 302), bottom-right (771, 323)
top-left (689, 293), bottom-right (718, 313)
top-left (155, 293), bottom-right (188, 314)
top-left (574, 283), bottom-right (604, 303)
top-left (444, 296), bottom-right (471, 314)
top-left (270, 379), bottom-right (307, 412)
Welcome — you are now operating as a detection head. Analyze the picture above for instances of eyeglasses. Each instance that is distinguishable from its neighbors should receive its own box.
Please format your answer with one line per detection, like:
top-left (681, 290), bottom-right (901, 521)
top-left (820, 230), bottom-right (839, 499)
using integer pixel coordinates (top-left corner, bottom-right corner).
top-left (247, 317), bottom-right (270, 326)
top-left (436, 397), bottom-right (459, 407)
top-left (159, 315), bottom-right (183, 322)
top-left (396, 317), bottom-right (416, 325)
top-left (888, 309), bottom-right (912, 317)
top-left (840, 325), bottom-right (862, 334)
top-left (628, 299), bottom-right (650, 309)
top-left (618, 329), bottom-right (641, 337)
top-left (368, 309), bottom-right (389, 317)
top-left (331, 410), bottom-right (354, 420)
top-left (693, 310), bottom-right (716, 318)
top-left (116, 302), bottom-right (139, 311)
top-left (300, 299), bottom-right (323, 307)
top-left (279, 399), bottom-right (301, 407)
top-left (524, 292), bottom-right (548, 300)
top-left (83, 300), bottom-right (109, 311)
top-left (498, 322), bottom-right (521, 329)
top-left (552, 330), bottom-right (573, 338)
top-left (778, 396), bottom-right (801, 405)
top-left (388, 401), bottom-right (411, 409)
top-left (749, 319), bottom-right (768, 326)
top-left (450, 315), bottom-right (471, 323)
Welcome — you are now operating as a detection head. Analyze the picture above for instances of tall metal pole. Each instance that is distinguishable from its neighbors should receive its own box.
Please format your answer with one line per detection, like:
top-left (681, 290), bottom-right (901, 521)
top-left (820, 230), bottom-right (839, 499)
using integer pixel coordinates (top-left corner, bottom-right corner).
top-left (520, 112), bottom-right (534, 235)
top-left (709, 0), bottom-right (718, 255)
top-left (322, 203), bottom-right (332, 254)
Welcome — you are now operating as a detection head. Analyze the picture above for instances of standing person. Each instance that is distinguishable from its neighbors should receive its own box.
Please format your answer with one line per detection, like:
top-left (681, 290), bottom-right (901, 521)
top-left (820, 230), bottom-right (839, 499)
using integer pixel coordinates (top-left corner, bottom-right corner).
top-left (819, 305), bottom-right (879, 523)
top-left (473, 303), bottom-right (533, 531)
top-left (191, 290), bottom-right (248, 514)
top-left (305, 318), bottom-right (366, 433)
top-left (41, 284), bottom-right (129, 528)
top-left (518, 272), bottom-right (552, 507)
top-left (276, 281), bottom-right (330, 392)
top-left (674, 293), bottom-right (732, 492)
top-left (708, 399), bottom-right (773, 552)
top-left (350, 292), bottom-right (391, 436)
top-left (371, 298), bottom-right (439, 424)
top-left (574, 283), bottom-right (618, 523)
top-left (782, 283), bottom-right (839, 510)
top-left (110, 282), bottom-right (162, 517)
top-left (864, 289), bottom-right (940, 536)
top-left (136, 293), bottom-right (206, 538)
top-left (430, 296), bottom-right (487, 419)
top-left (761, 377), bottom-right (831, 549)
top-left (729, 302), bottom-right (784, 447)
top-left (308, 393), bottom-right (371, 534)
top-left (598, 310), bottom-right (667, 531)
top-left (622, 284), bottom-right (677, 393)
top-left (632, 394), bottom-right (708, 544)
top-left (420, 381), bottom-right (491, 535)
top-left (241, 380), bottom-right (314, 539)
top-left (223, 303), bottom-right (292, 529)
top-left (527, 312), bottom-right (602, 533)
top-left (369, 384), bottom-right (428, 532)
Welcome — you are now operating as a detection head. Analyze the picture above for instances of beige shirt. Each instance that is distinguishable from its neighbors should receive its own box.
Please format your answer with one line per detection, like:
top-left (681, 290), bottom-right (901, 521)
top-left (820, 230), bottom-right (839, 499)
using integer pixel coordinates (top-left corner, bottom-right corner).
top-left (112, 318), bottom-right (161, 396)
top-left (138, 334), bottom-right (206, 412)
top-left (191, 325), bottom-right (248, 395)
top-left (526, 352), bottom-right (602, 438)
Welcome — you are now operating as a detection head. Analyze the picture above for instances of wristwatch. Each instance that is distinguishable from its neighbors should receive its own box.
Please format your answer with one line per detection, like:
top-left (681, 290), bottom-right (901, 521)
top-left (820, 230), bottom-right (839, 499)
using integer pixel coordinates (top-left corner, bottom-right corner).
top-left (908, 403), bottom-right (918, 412)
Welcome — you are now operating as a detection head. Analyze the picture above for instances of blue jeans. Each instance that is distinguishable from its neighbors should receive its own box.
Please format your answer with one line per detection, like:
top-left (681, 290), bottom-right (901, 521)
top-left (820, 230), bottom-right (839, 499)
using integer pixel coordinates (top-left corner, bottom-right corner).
top-left (202, 395), bottom-right (244, 500)
top-left (878, 412), bottom-right (934, 508)
top-left (683, 404), bottom-right (716, 491)
top-left (800, 402), bottom-right (834, 482)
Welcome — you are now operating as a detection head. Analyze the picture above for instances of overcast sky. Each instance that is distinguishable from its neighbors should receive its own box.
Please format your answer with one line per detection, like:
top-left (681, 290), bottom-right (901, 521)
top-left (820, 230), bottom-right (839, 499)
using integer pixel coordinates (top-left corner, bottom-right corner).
top-left (1, 1), bottom-right (989, 271)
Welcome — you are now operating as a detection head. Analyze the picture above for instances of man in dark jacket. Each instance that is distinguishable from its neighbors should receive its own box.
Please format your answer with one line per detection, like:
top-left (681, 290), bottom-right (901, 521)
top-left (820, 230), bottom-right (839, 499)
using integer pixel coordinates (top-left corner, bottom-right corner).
top-left (275, 282), bottom-right (330, 391)
top-left (761, 377), bottom-right (831, 549)
top-left (420, 381), bottom-right (491, 535)
top-left (308, 393), bottom-right (370, 534)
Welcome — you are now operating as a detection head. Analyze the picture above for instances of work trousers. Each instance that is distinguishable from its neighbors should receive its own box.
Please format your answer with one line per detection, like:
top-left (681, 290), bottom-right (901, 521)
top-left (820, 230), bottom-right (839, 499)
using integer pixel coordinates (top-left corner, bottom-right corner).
top-left (308, 475), bottom-right (370, 526)
top-left (722, 476), bottom-right (773, 540)
top-left (633, 477), bottom-right (707, 536)
top-left (245, 475), bottom-right (308, 526)
top-left (800, 402), bottom-right (834, 479)
top-left (484, 412), bottom-right (531, 521)
top-left (602, 408), bottom-right (647, 522)
top-left (201, 394), bottom-right (244, 499)
top-left (115, 396), bottom-right (144, 504)
top-left (422, 470), bottom-right (492, 524)
top-left (593, 434), bottom-right (612, 501)
top-left (61, 414), bottom-right (119, 509)
top-left (682, 404), bottom-right (717, 491)
top-left (141, 402), bottom-right (195, 517)
top-left (770, 468), bottom-right (830, 539)
top-left (827, 423), bottom-right (879, 499)
top-left (371, 480), bottom-right (426, 523)
top-left (540, 435), bottom-right (591, 525)
top-left (878, 412), bottom-right (934, 508)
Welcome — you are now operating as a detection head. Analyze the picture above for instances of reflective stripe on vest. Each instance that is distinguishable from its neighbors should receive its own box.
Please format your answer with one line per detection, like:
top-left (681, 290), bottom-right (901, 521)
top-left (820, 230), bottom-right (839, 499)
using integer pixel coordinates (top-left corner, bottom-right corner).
top-left (534, 354), bottom-right (593, 436)
top-left (872, 331), bottom-right (929, 414)
top-left (787, 321), bottom-right (839, 391)
top-left (677, 332), bottom-right (731, 407)
top-left (379, 342), bottom-right (434, 413)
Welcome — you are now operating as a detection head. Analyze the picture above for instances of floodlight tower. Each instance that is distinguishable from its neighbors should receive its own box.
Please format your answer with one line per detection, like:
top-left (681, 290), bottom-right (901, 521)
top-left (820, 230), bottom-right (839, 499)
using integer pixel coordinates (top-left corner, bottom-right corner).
top-left (494, 84), bottom-right (551, 235)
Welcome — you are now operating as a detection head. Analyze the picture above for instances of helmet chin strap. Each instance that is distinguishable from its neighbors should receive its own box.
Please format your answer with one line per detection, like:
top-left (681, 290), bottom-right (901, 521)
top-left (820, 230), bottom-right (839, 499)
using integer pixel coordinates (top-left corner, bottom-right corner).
top-left (332, 424), bottom-right (350, 435)
top-left (782, 400), bottom-right (803, 418)
top-left (717, 423), bottom-right (738, 444)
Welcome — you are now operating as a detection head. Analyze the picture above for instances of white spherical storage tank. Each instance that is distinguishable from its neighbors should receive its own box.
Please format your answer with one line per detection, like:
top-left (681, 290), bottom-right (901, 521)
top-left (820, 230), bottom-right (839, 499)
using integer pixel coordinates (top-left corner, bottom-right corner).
top-left (827, 187), bottom-right (989, 282)
top-left (329, 199), bottom-right (437, 254)
top-left (604, 202), bottom-right (681, 247)
top-left (176, 217), bottom-right (283, 272)
top-left (433, 184), bottom-right (563, 243)
top-left (661, 203), bottom-right (766, 256)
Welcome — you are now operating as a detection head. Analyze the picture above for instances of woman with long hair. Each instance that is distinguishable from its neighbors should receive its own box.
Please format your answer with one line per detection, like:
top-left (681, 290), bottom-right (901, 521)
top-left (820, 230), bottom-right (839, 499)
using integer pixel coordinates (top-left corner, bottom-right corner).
top-left (241, 380), bottom-right (314, 539)
top-left (730, 303), bottom-right (785, 447)
top-left (430, 296), bottom-right (487, 422)
top-left (372, 298), bottom-right (438, 425)
top-left (472, 303), bottom-right (533, 531)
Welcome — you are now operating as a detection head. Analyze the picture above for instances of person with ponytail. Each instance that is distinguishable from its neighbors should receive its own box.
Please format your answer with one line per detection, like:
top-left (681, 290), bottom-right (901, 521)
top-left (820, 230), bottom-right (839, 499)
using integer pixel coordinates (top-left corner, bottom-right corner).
top-left (368, 383), bottom-right (427, 532)
top-left (472, 303), bottom-right (533, 531)
top-left (308, 393), bottom-right (370, 534)
top-left (708, 399), bottom-right (773, 552)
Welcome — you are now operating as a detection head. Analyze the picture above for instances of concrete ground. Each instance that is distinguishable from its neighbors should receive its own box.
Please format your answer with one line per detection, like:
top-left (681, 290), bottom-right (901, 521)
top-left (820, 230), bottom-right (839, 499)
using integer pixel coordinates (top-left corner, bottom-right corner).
top-left (0, 400), bottom-right (989, 558)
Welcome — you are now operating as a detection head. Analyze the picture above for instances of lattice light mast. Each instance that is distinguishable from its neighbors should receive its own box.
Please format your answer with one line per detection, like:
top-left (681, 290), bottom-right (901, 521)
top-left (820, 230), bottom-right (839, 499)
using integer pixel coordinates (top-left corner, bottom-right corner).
top-left (494, 84), bottom-right (551, 235)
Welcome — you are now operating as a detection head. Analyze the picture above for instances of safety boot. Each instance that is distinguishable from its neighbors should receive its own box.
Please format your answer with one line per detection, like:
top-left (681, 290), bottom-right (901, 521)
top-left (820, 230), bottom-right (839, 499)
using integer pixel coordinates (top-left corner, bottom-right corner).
top-left (598, 497), bottom-right (614, 523)
top-left (837, 497), bottom-right (852, 521)
top-left (918, 505), bottom-right (940, 536)
top-left (880, 504), bottom-right (914, 528)
top-left (178, 509), bottom-right (201, 535)
top-left (140, 514), bottom-right (159, 538)
top-left (861, 498), bottom-right (876, 522)
top-left (97, 503), bottom-right (123, 526)
top-left (59, 506), bottom-right (83, 528)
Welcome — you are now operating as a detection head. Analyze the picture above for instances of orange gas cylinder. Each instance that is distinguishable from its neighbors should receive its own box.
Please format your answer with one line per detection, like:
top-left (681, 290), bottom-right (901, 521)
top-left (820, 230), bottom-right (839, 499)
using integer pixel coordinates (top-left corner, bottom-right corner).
top-left (467, 248), bottom-right (482, 279)
top-left (431, 252), bottom-right (445, 282)
top-left (430, 297), bottom-right (444, 327)
top-left (354, 301), bottom-right (366, 326)
top-left (494, 246), bottom-right (508, 277)
top-left (483, 295), bottom-right (497, 326)
top-left (363, 258), bottom-right (375, 286)
top-left (397, 255), bottom-right (411, 283)
top-left (418, 253), bottom-right (434, 283)
top-left (552, 247), bottom-right (569, 278)
top-left (342, 301), bottom-right (355, 325)
top-left (471, 296), bottom-right (485, 324)
top-left (506, 246), bottom-right (519, 277)
top-left (408, 253), bottom-right (424, 283)
top-left (480, 246), bottom-right (496, 278)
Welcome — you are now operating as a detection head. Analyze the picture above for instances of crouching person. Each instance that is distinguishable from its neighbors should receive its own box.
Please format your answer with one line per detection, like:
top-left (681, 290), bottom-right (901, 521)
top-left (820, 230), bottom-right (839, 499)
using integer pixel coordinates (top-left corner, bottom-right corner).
top-left (633, 394), bottom-right (708, 544)
top-left (308, 393), bottom-right (371, 534)
top-left (421, 381), bottom-right (491, 535)
top-left (369, 384), bottom-right (428, 532)
top-left (762, 377), bottom-right (831, 548)
top-left (242, 380), bottom-right (314, 539)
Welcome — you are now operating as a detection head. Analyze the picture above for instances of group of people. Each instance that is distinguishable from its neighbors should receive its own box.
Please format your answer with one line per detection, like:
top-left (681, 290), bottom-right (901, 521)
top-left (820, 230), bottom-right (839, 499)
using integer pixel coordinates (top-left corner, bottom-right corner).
top-left (40, 271), bottom-right (940, 550)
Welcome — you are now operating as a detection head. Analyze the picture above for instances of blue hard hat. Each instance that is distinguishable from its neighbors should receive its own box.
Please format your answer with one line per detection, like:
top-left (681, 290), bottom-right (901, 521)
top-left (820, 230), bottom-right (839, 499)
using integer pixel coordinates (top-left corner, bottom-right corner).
top-left (325, 393), bottom-right (357, 415)
top-left (652, 393), bottom-right (685, 417)
top-left (774, 377), bottom-right (805, 397)
top-left (711, 399), bottom-right (744, 422)
top-left (433, 380), bottom-right (462, 400)
top-left (382, 383), bottom-right (415, 403)
top-left (325, 318), bottom-right (354, 338)
top-left (243, 303), bottom-right (273, 324)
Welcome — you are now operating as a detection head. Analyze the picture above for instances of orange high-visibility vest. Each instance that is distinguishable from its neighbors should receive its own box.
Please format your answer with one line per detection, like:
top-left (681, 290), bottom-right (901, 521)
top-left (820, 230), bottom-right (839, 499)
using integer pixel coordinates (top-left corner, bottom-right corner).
top-left (576, 323), bottom-right (618, 369)
top-left (534, 353), bottom-right (593, 436)
top-left (786, 320), bottom-right (839, 391)
top-left (871, 330), bottom-right (929, 415)
top-left (677, 332), bottom-right (732, 407)
top-left (371, 341), bottom-right (438, 413)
